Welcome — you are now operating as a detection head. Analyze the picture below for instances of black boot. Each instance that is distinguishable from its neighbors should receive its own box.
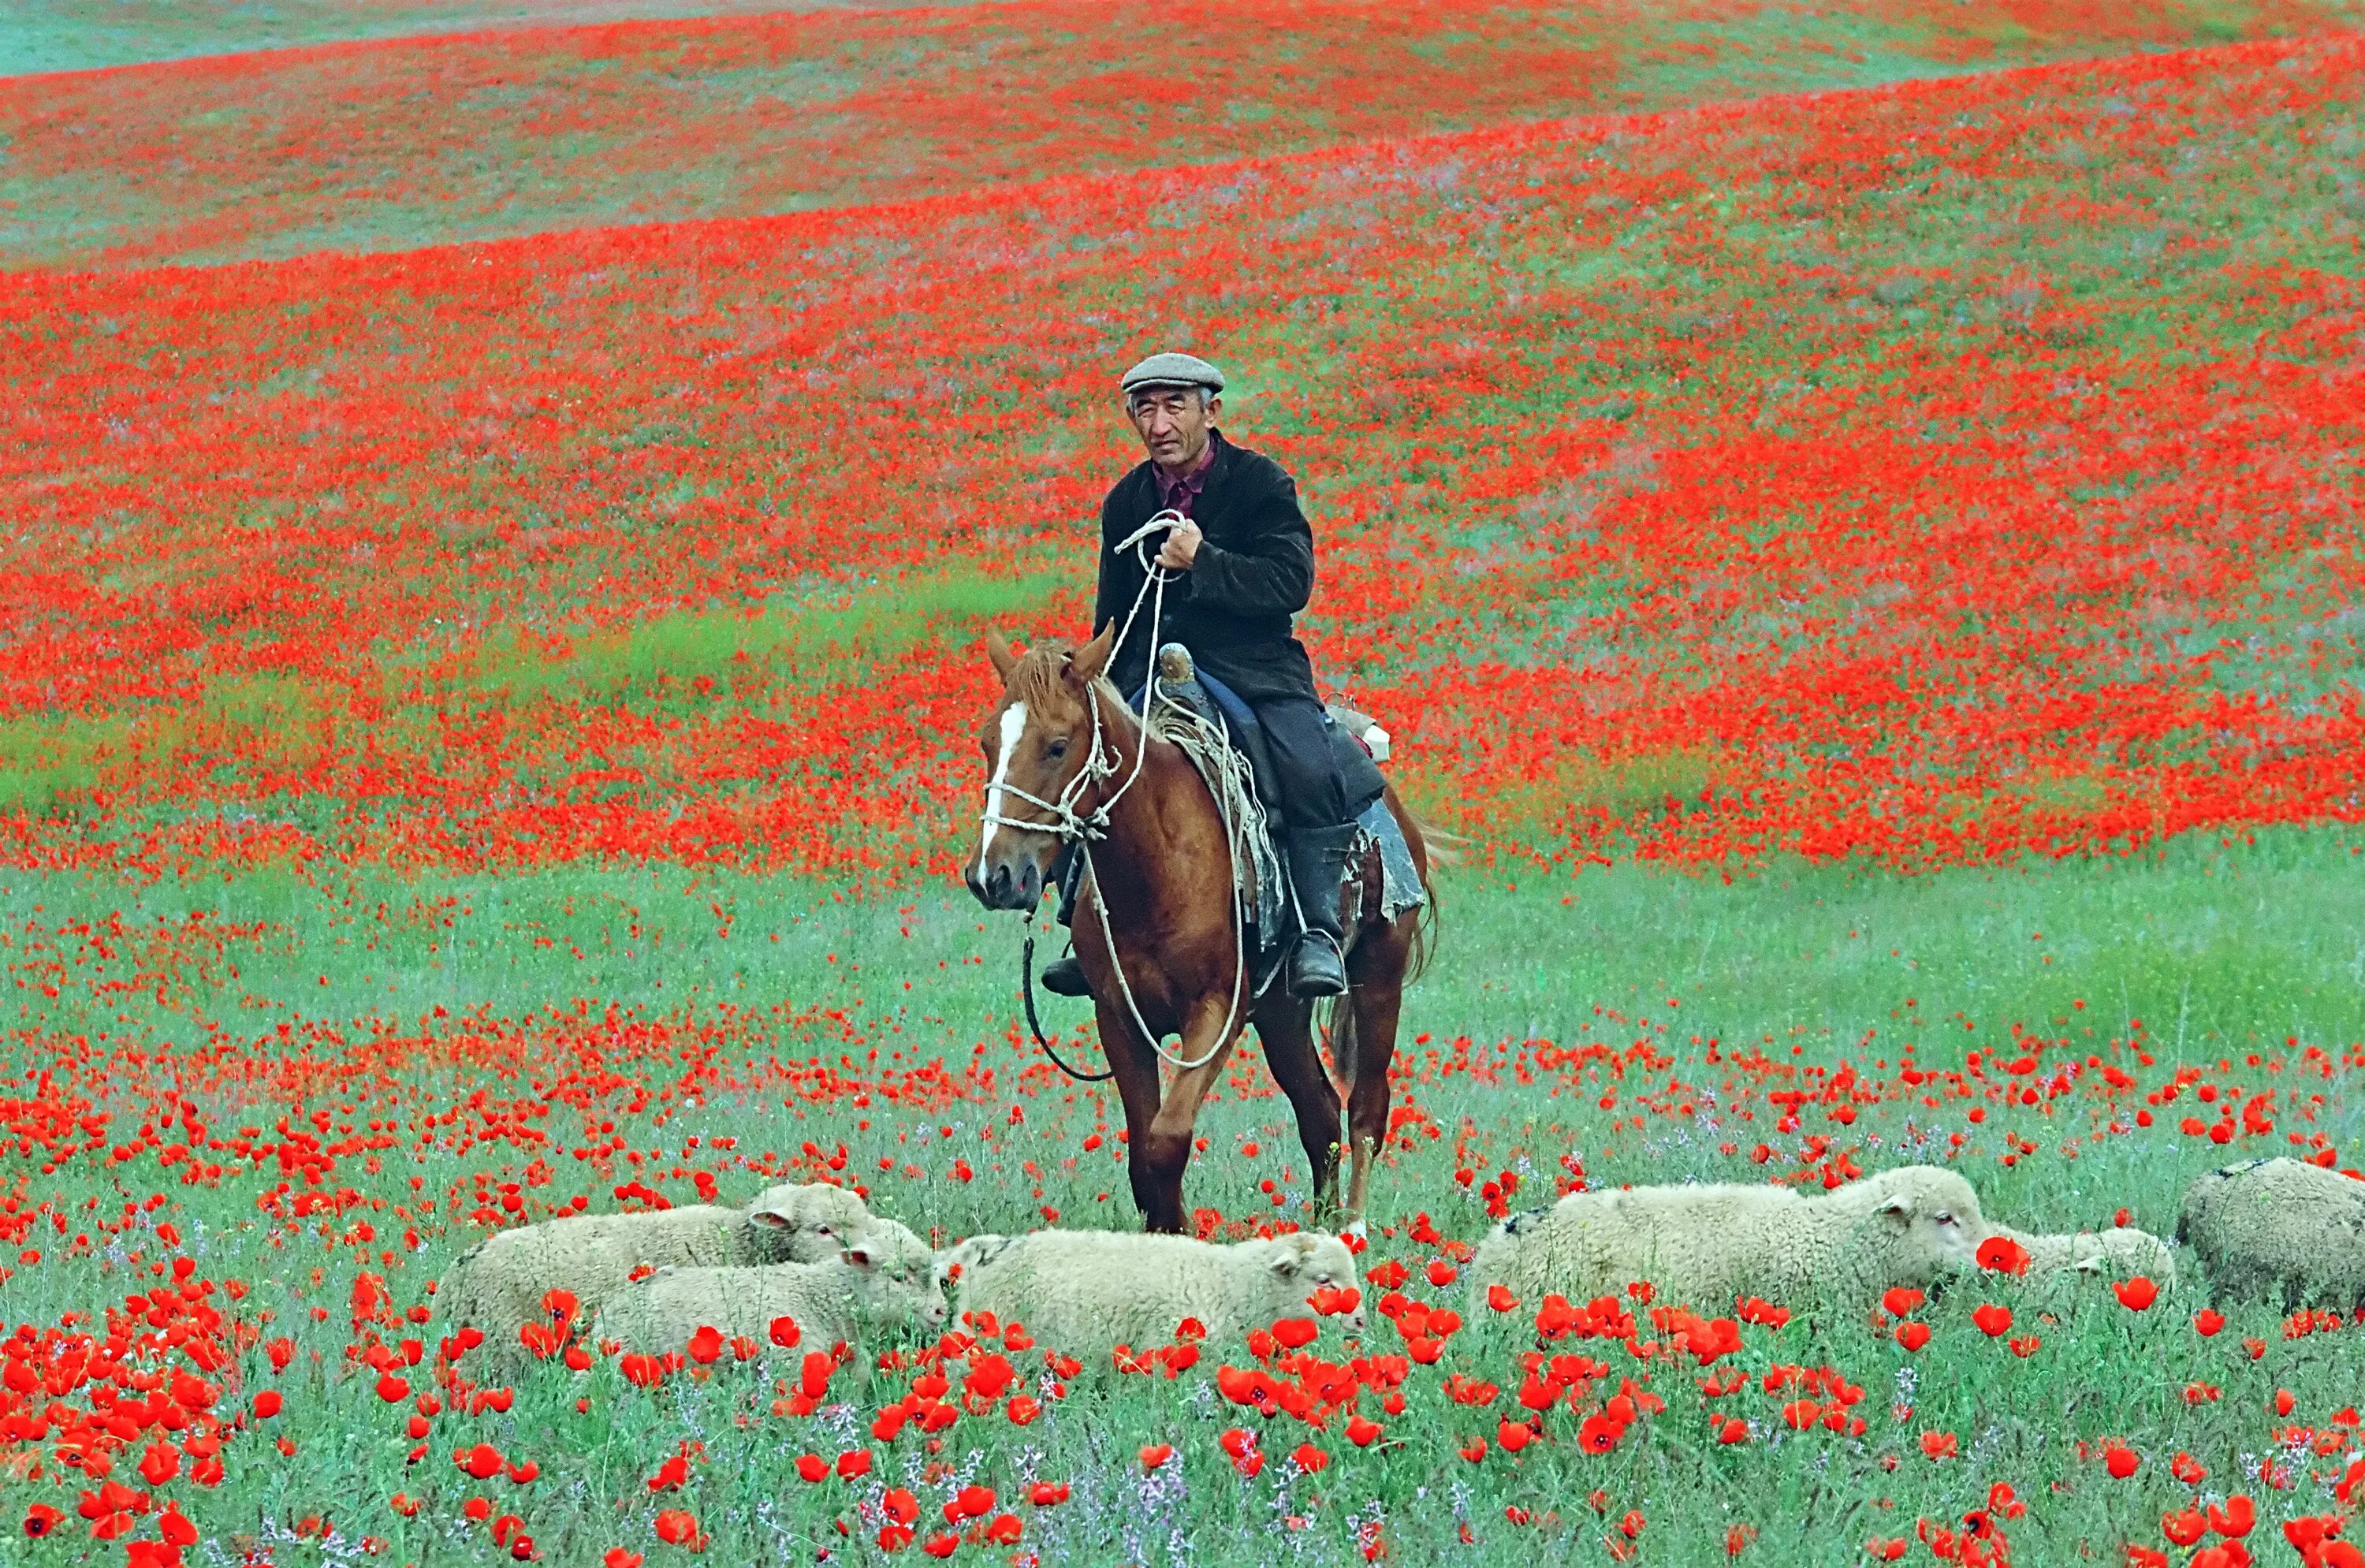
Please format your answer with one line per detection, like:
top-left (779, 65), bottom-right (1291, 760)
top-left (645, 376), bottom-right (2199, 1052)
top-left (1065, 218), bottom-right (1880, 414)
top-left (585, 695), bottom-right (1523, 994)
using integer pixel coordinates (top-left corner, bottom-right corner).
top-left (1037, 849), bottom-right (1093, 998)
top-left (1283, 821), bottom-right (1358, 1000)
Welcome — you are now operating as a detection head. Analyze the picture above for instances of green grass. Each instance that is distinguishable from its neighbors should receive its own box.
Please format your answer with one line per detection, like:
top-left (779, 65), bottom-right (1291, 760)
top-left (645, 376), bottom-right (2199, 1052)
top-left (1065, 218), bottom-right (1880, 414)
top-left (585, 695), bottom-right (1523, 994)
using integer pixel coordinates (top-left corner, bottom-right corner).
top-left (4, 829), bottom-right (2364, 1562)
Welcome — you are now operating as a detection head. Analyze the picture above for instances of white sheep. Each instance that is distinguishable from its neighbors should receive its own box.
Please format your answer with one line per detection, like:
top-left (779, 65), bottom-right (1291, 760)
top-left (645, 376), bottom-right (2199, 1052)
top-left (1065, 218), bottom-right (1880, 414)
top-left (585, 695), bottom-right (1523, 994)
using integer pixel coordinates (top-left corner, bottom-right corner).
top-left (945, 1229), bottom-right (1362, 1354)
top-left (1987, 1223), bottom-right (2177, 1288)
top-left (1469, 1165), bottom-right (1986, 1311)
top-left (2177, 1157), bottom-right (2365, 1309)
top-left (590, 1226), bottom-right (952, 1353)
top-left (437, 1182), bottom-right (889, 1371)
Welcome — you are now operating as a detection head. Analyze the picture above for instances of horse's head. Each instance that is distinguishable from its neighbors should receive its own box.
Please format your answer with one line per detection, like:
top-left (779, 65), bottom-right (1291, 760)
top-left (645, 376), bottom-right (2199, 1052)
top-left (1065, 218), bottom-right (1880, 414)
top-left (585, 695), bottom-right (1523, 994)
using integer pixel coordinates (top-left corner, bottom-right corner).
top-left (966, 624), bottom-right (1117, 911)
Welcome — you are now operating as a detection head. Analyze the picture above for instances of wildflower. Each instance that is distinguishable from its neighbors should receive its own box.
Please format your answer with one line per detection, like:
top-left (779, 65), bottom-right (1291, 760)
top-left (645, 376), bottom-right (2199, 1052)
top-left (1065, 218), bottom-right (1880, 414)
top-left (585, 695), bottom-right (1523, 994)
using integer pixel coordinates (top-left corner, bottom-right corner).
top-left (652, 1510), bottom-right (704, 1549)
top-left (2104, 1444), bottom-right (2139, 1479)
top-left (1976, 1235), bottom-right (2031, 1276)
top-left (2192, 1310), bottom-right (2225, 1336)
top-left (2206, 1496), bottom-right (2255, 1537)
top-left (1970, 1304), bottom-right (2012, 1337)
top-left (2112, 1277), bottom-right (2158, 1311)
top-left (1138, 1443), bottom-right (1171, 1471)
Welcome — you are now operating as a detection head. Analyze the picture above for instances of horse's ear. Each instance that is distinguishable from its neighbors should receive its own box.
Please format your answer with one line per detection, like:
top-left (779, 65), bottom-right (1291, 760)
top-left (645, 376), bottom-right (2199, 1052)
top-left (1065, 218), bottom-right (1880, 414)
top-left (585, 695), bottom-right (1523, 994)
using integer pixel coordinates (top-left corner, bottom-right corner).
top-left (983, 630), bottom-right (1019, 681)
top-left (1068, 622), bottom-right (1117, 686)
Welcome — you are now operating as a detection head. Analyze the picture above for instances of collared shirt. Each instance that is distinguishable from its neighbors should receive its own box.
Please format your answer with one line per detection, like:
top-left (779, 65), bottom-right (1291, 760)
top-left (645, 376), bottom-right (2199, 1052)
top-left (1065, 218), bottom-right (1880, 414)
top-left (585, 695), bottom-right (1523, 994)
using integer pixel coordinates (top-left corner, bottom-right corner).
top-left (1153, 440), bottom-right (1216, 519)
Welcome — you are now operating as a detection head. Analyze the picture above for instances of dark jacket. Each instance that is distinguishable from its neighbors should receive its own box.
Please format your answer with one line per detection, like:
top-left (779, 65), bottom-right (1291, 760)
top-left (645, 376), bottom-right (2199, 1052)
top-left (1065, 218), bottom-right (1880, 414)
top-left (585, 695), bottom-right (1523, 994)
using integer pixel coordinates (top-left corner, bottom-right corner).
top-left (1093, 431), bottom-right (1320, 706)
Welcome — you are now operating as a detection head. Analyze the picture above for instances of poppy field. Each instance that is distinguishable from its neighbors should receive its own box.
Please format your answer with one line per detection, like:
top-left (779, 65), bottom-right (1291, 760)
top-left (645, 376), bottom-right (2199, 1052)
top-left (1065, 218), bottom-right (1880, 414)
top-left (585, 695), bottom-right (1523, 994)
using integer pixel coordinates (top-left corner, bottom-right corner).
top-left (7, 1), bottom-right (2365, 1564)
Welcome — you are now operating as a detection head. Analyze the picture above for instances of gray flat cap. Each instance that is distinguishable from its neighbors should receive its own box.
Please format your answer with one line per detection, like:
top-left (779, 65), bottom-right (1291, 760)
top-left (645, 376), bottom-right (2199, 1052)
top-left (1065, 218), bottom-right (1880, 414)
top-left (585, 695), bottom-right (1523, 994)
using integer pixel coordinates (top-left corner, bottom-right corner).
top-left (1121, 352), bottom-right (1225, 397)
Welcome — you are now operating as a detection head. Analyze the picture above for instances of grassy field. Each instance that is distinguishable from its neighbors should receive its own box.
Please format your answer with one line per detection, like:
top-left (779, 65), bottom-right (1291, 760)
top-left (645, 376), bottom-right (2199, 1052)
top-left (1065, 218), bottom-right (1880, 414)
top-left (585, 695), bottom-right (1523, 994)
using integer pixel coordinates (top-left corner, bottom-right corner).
top-left (10, 1), bottom-right (2365, 1563)
top-left (6, 829), bottom-right (2365, 1562)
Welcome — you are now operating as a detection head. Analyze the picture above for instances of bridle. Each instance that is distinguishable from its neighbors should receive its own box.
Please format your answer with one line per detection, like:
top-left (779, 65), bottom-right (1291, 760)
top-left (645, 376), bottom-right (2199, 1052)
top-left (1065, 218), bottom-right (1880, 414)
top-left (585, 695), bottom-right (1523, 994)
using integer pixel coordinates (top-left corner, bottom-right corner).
top-left (978, 509), bottom-right (1256, 1074)
top-left (975, 510), bottom-right (1180, 847)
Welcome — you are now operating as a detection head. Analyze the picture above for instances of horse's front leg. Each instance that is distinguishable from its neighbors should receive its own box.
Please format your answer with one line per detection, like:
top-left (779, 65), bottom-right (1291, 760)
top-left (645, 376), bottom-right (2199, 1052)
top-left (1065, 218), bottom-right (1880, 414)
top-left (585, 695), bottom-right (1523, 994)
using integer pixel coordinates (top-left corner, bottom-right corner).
top-left (1131, 998), bottom-right (1242, 1234)
top-left (1093, 994), bottom-right (1170, 1227)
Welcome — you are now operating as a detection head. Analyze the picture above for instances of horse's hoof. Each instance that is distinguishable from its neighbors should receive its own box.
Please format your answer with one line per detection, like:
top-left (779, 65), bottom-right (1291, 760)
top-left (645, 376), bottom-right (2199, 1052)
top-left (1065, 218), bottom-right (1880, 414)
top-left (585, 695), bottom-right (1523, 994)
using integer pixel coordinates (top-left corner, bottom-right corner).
top-left (1342, 1218), bottom-right (1368, 1243)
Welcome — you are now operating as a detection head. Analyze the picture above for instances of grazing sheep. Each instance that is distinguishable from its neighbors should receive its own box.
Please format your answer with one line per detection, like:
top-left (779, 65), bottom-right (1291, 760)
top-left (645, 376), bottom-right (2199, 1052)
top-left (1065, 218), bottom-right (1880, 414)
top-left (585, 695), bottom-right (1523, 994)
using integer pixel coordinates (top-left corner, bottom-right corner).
top-left (1987, 1223), bottom-right (2177, 1288)
top-left (2177, 1157), bottom-right (2365, 1309)
top-left (1469, 1165), bottom-right (1986, 1312)
top-left (438, 1182), bottom-right (888, 1370)
top-left (590, 1227), bottom-right (952, 1353)
top-left (946, 1229), bottom-right (1361, 1353)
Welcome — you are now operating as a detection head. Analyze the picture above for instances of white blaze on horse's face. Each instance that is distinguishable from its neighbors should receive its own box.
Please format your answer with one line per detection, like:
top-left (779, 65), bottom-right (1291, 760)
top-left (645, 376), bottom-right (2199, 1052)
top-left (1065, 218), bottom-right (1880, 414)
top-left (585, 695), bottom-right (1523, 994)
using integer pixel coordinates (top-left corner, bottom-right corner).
top-left (977, 700), bottom-right (1030, 881)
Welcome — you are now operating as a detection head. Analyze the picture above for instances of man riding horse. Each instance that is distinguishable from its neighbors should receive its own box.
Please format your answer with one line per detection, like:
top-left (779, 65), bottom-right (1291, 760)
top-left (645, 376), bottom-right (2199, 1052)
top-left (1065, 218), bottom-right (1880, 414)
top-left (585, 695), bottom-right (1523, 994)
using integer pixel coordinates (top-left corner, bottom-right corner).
top-left (1035, 352), bottom-right (1361, 1003)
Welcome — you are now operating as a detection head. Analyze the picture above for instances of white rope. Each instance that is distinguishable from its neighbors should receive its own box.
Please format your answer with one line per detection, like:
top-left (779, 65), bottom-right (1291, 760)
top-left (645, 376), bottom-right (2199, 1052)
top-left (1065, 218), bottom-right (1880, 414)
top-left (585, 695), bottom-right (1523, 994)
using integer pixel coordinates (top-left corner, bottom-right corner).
top-left (982, 508), bottom-right (1256, 1073)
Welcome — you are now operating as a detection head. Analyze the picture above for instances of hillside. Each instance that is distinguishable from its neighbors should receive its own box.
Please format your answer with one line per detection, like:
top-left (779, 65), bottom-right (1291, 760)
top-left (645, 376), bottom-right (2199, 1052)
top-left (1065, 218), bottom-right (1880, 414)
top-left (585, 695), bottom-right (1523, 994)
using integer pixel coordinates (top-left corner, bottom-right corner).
top-left (7, 0), bottom-right (2364, 268)
top-left (6, 35), bottom-right (2360, 880)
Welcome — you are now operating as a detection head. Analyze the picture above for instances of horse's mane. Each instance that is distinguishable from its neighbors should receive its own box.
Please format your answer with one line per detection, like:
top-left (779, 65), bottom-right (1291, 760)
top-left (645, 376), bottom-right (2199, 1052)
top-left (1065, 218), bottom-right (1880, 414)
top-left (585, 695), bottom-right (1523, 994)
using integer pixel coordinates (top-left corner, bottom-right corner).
top-left (1007, 646), bottom-right (1133, 725)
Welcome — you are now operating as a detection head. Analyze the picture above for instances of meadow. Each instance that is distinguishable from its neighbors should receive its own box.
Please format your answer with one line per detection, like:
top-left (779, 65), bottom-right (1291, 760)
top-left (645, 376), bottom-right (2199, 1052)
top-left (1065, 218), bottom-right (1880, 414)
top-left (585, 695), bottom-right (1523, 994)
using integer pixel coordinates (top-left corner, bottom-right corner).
top-left (6, 0), bottom-right (2365, 1564)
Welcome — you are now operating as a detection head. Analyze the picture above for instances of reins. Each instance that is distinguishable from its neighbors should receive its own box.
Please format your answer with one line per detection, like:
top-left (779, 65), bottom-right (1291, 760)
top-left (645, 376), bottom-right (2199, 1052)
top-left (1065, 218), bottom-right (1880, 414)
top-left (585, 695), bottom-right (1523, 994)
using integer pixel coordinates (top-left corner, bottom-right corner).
top-left (985, 509), bottom-right (1257, 1079)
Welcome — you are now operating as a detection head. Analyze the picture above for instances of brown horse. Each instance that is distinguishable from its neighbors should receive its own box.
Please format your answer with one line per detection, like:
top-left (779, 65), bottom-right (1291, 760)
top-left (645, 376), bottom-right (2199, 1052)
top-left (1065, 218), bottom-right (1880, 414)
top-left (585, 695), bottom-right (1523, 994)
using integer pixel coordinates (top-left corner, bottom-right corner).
top-left (966, 623), bottom-right (1433, 1235)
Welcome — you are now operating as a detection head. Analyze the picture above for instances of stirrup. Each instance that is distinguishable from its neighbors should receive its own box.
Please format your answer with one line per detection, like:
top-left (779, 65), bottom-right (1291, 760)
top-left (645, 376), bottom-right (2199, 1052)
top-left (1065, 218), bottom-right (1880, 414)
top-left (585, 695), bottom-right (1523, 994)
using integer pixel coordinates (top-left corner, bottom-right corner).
top-left (1039, 954), bottom-right (1093, 998)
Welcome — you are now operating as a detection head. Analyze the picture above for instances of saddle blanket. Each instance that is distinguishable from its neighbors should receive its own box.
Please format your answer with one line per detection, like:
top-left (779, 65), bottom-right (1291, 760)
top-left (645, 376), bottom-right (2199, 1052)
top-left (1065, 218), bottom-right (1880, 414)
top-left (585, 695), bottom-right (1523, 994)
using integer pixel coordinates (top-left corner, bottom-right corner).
top-left (1143, 646), bottom-right (1425, 993)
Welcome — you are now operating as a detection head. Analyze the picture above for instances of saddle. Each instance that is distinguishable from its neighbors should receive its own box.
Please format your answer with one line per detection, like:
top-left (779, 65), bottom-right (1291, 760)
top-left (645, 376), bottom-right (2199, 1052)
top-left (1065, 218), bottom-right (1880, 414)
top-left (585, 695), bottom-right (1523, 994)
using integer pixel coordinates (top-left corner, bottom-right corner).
top-left (1145, 643), bottom-right (1426, 993)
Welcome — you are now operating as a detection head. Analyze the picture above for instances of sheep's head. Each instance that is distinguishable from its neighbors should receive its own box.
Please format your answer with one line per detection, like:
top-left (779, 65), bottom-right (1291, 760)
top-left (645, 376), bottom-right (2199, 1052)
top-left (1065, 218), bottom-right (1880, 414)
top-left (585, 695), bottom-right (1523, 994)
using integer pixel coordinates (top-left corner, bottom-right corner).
top-left (743, 1182), bottom-right (874, 1264)
top-left (2071, 1227), bottom-right (2175, 1286)
top-left (1257, 1232), bottom-right (1364, 1329)
top-left (1860, 1166), bottom-right (1984, 1280)
top-left (936, 1235), bottom-right (1007, 1294)
top-left (843, 1226), bottom-right (951, 1331)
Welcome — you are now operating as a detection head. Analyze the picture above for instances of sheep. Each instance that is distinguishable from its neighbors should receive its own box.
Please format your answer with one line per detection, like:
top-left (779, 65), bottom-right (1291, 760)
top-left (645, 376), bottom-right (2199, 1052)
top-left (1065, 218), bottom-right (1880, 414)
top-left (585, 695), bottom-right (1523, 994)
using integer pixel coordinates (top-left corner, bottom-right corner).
top-left (2177, 1157), bottom-right (2365, 1309)
top-left (437, 1182), bottom-right (891, 1371)
top-left (590, 1225), bottom-right (953, 1354)
top-left (944, 1228), bottom-right (1362, 1354)
top-left (1985, 1223), bottom-right (2177, 1289)
top-left (1469, 1164), bottom-right (1986, 1313)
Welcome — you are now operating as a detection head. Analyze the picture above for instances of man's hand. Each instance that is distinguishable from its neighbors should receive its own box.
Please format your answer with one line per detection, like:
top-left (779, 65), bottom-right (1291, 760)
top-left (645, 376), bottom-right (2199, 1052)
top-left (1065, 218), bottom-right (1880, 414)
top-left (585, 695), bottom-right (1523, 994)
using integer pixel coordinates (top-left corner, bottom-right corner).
top-left (1156, 518), bottom-right (1203, 572)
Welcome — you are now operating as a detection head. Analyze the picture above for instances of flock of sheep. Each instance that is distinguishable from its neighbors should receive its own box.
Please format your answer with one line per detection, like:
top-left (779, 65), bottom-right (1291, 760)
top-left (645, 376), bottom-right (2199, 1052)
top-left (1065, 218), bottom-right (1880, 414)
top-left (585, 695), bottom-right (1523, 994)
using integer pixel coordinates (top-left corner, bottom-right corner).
top-left (434, 1156), bottom-right (2365, 1372)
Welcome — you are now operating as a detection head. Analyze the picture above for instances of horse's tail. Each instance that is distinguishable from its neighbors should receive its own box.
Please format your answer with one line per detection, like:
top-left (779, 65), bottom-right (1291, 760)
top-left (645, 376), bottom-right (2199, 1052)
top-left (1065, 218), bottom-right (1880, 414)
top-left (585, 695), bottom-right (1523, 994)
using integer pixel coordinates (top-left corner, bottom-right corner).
top-left (1322, 993), bottom-right (1357, 1092)
top-left (1399, 805), bottom-right (1450, 992)
top-left (1330, 803), bottom-right (1447, 1089)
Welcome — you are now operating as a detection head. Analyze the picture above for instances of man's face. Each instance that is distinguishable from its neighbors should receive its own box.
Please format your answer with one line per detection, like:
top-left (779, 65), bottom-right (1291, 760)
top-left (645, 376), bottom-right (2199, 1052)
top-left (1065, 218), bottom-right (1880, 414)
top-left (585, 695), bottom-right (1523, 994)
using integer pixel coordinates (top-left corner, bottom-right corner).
top-left (1128, 388), bottom-right (1218, 473)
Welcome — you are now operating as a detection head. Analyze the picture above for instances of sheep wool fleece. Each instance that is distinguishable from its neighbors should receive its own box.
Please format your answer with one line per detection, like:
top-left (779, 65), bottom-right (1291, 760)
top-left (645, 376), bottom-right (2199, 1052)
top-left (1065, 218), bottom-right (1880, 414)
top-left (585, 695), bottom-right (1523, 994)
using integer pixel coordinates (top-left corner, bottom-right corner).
top-left (1987, 1223), bottom-right (2176, 1288)
top-left (2178, 1157), bottom-right (2365, 1308)
top-left (949, 1229), bottom-right (1361, 1354)
top-left (1470, 1165), bottom-right (1985, 1310)
top-left (437, 1182), bottom-right (879, 1369)
top-left (591, 1225), bottom-right (949, 1352)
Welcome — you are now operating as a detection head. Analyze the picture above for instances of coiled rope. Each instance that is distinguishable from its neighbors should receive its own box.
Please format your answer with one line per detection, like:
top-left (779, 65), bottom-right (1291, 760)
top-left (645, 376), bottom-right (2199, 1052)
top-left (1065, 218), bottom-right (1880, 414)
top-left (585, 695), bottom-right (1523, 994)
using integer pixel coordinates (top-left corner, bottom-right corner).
top-left (989, 510), bottom-right (1261, 1075)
